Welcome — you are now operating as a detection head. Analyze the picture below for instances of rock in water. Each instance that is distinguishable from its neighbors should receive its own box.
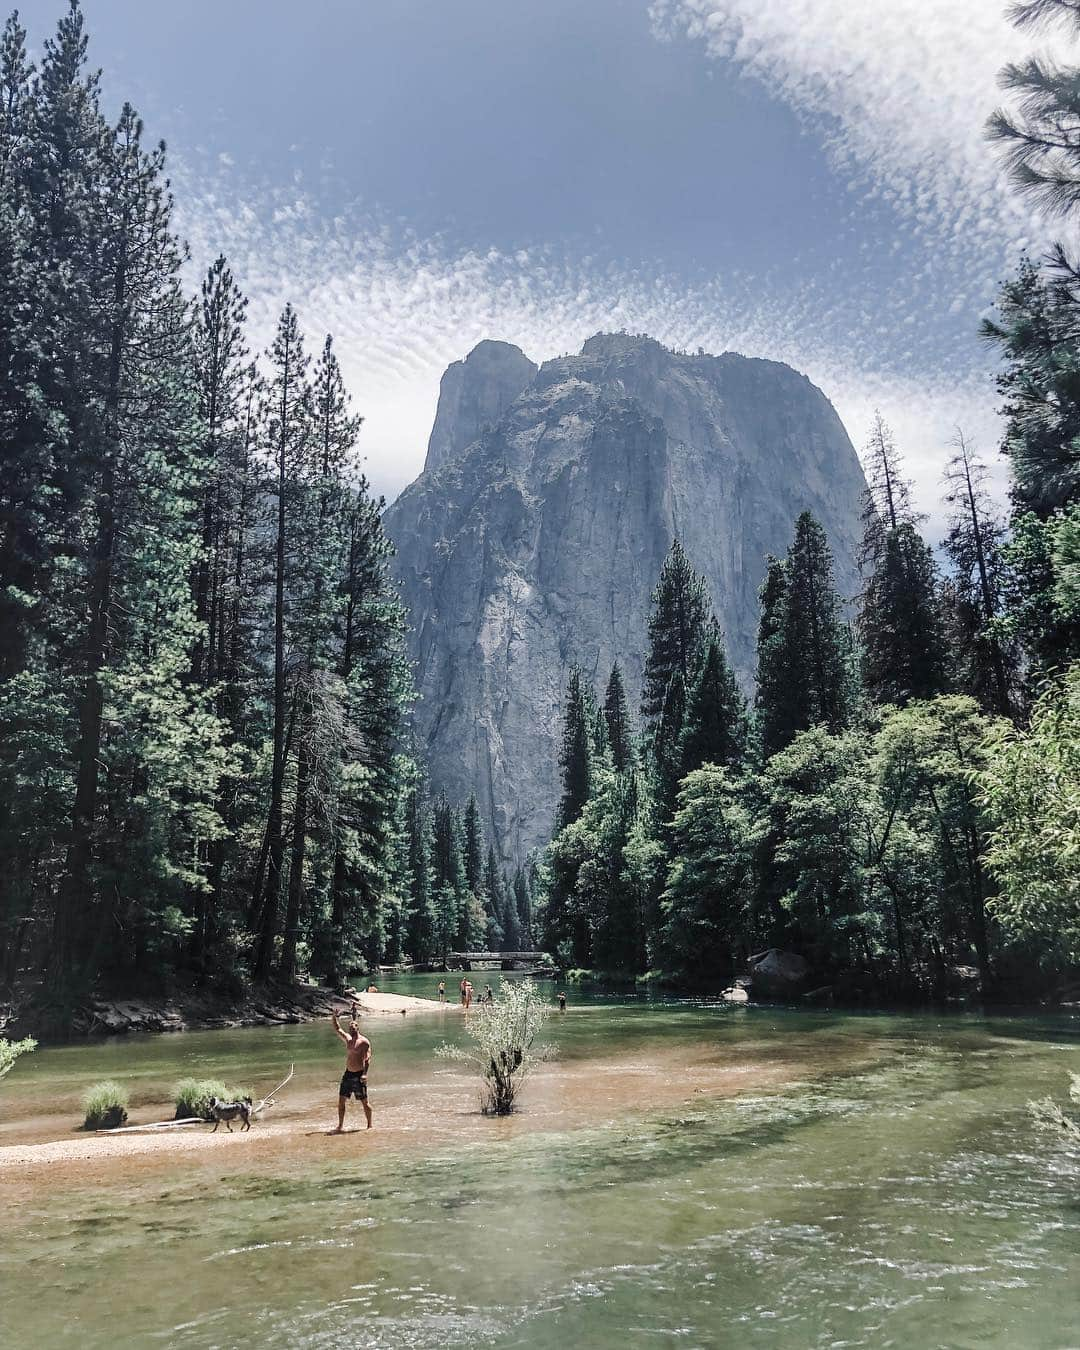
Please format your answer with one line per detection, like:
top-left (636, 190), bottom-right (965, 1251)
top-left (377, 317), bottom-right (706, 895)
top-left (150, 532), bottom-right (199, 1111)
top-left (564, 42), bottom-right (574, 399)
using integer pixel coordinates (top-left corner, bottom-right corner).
top-left (384, 333), bottom-right (867, 862)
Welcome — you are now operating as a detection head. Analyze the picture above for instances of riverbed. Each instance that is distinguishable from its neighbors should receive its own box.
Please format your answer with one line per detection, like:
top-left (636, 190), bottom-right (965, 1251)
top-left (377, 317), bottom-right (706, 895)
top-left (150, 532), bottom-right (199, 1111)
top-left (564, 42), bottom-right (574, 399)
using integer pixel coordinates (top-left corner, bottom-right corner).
top-left (1, 978), bottom-right (1078, 1348)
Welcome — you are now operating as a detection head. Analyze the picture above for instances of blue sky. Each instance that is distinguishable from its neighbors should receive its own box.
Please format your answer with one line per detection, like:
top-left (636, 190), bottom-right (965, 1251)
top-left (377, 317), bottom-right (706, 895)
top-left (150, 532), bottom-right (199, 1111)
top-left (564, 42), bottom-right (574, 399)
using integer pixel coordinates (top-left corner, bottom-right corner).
top-left (25, 0), bottom-right (1074, 525)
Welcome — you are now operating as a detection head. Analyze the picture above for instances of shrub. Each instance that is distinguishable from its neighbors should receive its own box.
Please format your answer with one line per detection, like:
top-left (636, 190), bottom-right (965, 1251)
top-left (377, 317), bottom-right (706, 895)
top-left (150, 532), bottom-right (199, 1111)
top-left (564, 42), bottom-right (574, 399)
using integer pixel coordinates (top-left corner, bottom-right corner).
top-left (437, 979), bottom-right (552, 1115)
top-left (82, 1080), bottom-right (129, 1130)
top-left (173, 1077), bottom-right (251, 1120)
top-left (0, 1036), bottom-right (36, 1083)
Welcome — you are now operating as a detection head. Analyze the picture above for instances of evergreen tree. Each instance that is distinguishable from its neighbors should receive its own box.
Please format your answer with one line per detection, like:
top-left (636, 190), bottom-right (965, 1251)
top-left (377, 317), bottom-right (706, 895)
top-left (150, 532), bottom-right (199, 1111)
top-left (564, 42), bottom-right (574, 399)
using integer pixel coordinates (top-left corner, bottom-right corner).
top-left (513, 867), bottom-right (533, 946)
top-left (402, 787), bottom-right (436, 963)
top-left (484, 846), bottom-right (513, 950)
top-left (679, 633), bottom-right (748, 777)
top-left (653, 670), bottom-right (687, 828)
top-left (431, 794), bottom-right (468, 951)
top-left (859, 523), bottom-right (949, 706)
top-left (462, 794), bottom-right (484, 896)
top-left (988, 0), bottom-right (1080, 218)
top-left (754, 555), bottom-right (795, 758)
top-left (756, 513), bottom-right (852, 758)
top-left (603, 662), bottom-right (635, 772)
top-left (941, 431), bottom-right (1017, 716)
top-left (253, 305), bottom-right (310, 979)
top-left (641, 540), bottom-right (712, 732)
top-left (557, 667), bottom-right (592, 829)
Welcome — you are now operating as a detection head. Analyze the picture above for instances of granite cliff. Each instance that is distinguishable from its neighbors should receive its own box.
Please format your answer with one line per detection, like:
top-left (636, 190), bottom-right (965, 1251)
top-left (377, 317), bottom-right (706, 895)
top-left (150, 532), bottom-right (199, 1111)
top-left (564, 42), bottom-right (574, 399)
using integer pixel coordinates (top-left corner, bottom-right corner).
top-left (384, 333), bottom-right (867, 863)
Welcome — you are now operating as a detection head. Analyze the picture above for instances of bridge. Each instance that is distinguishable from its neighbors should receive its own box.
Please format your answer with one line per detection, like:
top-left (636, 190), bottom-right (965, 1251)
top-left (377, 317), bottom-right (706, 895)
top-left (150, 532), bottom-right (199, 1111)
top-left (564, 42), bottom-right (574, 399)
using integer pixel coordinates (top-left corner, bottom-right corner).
top-left (445, 951), bottom-right (554, 972)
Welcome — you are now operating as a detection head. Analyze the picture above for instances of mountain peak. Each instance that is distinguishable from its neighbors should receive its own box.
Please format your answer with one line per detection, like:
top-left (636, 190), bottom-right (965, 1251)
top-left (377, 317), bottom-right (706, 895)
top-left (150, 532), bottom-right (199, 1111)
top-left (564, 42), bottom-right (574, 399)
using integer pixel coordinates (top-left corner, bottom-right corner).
top-left (425, 340), bottom-right (538, 472)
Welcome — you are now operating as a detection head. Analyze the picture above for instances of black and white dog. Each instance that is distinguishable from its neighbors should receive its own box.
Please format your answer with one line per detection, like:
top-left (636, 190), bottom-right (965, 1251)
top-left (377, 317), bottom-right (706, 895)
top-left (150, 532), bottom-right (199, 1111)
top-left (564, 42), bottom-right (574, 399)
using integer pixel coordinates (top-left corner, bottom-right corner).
top-left (208, 1095), bottom-right (253, 1132)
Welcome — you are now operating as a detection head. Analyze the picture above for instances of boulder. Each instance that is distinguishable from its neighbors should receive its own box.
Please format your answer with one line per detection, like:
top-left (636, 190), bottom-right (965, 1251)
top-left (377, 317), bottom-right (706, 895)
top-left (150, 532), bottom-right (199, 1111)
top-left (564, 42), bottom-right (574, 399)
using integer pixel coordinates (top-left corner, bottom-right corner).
top-left (746, 948), bottom-right (810, 999)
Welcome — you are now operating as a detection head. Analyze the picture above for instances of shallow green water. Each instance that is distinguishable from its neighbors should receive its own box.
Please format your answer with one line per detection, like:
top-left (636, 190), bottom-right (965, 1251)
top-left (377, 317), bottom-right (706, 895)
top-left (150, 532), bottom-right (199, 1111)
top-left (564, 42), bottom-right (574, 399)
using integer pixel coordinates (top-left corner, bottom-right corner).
top-left (2, 982), bottom-right (1079, 1349)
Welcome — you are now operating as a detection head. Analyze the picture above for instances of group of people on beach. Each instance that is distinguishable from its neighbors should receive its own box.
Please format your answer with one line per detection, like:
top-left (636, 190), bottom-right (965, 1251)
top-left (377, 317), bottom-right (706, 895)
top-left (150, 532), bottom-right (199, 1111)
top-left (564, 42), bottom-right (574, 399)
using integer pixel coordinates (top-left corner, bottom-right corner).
top-left (329, 982), bottom-right (568, 1131)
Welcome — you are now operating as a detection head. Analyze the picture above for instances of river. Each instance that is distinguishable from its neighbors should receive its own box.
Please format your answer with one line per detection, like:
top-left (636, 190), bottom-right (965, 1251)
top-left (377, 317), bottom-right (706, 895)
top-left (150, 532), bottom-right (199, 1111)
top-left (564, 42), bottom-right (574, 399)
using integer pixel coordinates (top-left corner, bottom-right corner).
top-left (1, 978), bottom-right (1078, 1348)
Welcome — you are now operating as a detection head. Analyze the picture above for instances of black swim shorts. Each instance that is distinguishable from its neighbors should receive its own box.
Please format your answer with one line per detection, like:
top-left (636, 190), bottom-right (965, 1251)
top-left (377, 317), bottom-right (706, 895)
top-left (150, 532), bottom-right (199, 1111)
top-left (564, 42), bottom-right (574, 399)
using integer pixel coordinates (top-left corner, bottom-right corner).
top-left (339, 1070), bottom-right (368, 1100)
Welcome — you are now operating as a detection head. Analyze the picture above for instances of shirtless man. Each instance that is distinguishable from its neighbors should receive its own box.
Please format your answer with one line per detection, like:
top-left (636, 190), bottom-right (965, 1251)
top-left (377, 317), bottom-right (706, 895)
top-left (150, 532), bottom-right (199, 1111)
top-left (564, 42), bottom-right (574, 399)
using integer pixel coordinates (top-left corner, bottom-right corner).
top-left (331, 1006), bottom-right (372, 1132)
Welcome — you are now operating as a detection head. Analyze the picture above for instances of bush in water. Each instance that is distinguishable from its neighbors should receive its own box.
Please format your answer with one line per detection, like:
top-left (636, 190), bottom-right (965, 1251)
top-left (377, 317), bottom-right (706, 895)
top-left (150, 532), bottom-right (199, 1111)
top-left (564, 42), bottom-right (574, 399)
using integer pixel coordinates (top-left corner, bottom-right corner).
top-left (437, 979), bottom-right (552, 1115)
top-left (82, 1080), bottom-right (129, 1130)
top-left (173, 1078), bottom-right (251, 1120)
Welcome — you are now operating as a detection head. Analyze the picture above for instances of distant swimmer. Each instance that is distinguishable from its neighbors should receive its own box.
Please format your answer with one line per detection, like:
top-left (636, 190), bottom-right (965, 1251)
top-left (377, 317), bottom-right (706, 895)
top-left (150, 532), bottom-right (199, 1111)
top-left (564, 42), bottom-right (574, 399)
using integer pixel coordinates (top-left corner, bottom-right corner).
top-left (558, 991), bottom-right (567, 1012)
top-left (438, 980), bottom-right (446, 1003)
top-left (460, 977), bottom-right (468, 1006)
top-left (463, 979), bottom-right (474, 1010)
top-left (366, 982), bottom-right (379, 993)
top-left (331, 1007), bottom-right (372, 1133)
top-left (483, 984), bottom-right (494, 1004)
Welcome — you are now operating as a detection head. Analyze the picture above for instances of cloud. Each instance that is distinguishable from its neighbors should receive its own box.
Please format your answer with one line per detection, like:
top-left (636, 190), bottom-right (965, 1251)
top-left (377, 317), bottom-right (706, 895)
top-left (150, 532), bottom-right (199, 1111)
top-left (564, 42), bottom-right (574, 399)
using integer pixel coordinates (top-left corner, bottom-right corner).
top-left (174, 164), bottom-right (1005, 539)
top-left (648, 0), bottom-right (1079, 272)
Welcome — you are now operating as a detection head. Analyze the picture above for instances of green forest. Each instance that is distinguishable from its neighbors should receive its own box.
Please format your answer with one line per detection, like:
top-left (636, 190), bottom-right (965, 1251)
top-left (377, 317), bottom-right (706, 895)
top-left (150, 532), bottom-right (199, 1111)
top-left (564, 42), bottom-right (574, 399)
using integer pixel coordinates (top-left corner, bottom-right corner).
top-left (2, 1), bottom-right (1080, 1024)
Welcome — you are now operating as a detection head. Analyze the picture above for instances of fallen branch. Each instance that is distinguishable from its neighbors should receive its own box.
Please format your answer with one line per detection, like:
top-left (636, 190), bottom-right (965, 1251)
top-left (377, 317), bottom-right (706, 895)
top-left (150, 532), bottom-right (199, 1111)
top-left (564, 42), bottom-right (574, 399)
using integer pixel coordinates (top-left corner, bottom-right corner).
top-left (251, 1063), bottom-right (294, 1116)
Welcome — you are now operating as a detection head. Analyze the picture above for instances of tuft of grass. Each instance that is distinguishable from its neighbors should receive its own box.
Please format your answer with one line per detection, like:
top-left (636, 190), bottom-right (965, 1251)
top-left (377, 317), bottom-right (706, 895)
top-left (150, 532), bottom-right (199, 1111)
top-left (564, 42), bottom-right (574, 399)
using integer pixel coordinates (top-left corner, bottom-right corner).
top-left (82, 1080), bottom-right (129, 1130)
top-left (173, 1077), bottom-right (251, 1120)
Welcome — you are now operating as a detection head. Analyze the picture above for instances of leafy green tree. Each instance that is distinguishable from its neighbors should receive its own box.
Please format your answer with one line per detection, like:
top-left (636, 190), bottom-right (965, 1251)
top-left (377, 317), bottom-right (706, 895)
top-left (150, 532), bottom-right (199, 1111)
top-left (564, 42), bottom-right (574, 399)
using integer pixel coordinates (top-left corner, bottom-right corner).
top-left (661, 765), bottom-right (753, 981)
top-left (875, 698), bottom-right (1004, 986)
top-left (755, 726), bottom-right (872, 969)
top-left (980, 665), bottom-right (1080, 967)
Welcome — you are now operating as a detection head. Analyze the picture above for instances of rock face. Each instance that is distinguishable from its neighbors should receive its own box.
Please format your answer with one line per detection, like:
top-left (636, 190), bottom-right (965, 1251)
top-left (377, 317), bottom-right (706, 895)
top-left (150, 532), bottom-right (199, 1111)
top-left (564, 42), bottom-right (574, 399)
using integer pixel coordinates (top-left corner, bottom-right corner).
top-left (424, 339), bottom-right (538, 473)
top-left (384, 333), bottom-right (867, 863)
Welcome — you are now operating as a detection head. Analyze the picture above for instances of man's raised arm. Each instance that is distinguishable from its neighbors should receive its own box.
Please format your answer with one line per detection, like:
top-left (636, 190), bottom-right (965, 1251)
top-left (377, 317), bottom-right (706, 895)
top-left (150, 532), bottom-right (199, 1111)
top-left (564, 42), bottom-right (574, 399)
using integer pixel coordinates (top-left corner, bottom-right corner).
top-left (330, 1009), bottom-right (349, 1044)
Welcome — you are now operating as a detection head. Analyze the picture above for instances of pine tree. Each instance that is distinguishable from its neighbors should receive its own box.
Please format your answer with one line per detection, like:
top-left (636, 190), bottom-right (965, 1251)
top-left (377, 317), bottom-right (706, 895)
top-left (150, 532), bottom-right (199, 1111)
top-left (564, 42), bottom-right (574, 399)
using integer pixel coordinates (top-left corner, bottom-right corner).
top-left (988, 0), bottom-right (1080, 218)
top-left (679, 632), bottom-right (748, 776)
top-left (941, 432), bottom-right (1016, 716)
top-left (860, 413), bottom-right (916, 562)
top-left (653, 670), bottom-right (687, 828)
top-left (641, 540), bottom-right (712, 733)
top-left (280, 334), bottom-right (361, 982)
top-left (754, 555), bottom-right (796, 758)
top-left (513, 867), bottom-right (533, 946)
top-left (757, 513), bottom-right (852, 758)
top-left (431, 794), bottom-right (468, 951)
top-left (462, 794), bottom-right (484, 896)
top-left (603, 663), bottom-right (635, 772)
top-left (253, 305), bottom-right (310, 979)
top-left (859, 523), bottom-right (949, 706)
top-left (403, 787), bottom-right (436, 963)
top-left (557, 667), bottom-right (592, 829)
top-left (484, 846), bottom-right (514, 950)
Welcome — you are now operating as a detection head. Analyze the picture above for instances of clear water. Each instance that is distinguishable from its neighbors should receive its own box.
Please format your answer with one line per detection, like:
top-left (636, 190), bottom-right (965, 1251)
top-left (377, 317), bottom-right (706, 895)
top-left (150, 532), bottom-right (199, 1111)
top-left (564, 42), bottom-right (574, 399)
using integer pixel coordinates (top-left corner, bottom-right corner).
top-left (1, 979), bottom-right (1078, 1349)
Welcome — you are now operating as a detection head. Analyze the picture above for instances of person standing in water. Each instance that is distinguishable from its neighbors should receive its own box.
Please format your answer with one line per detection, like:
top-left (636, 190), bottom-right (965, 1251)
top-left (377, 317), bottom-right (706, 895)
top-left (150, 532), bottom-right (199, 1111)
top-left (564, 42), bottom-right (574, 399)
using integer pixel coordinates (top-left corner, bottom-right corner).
top-left (558, 991), bottom-right (567, 1012)
top-left (460, 977), bottom-right (468, 1006)
top-left (437, 980), bottom-right (446, 1003)
top-left (331, 1006), bottom-right (372, 1132)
